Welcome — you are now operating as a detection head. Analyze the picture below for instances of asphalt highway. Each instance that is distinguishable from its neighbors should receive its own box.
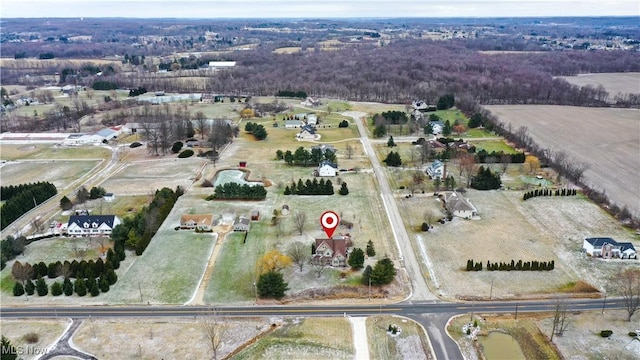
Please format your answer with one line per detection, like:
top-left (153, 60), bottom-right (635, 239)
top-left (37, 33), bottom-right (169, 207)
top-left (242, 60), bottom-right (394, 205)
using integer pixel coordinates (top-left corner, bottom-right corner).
top-left (0, 297), bottom-right (624, 319)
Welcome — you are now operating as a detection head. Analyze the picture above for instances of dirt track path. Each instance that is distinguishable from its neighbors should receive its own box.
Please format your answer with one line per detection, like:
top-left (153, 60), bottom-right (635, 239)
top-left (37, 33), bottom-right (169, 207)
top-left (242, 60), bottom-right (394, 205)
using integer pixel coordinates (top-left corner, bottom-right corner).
top-left (186, 226), bottom-right (232, 305)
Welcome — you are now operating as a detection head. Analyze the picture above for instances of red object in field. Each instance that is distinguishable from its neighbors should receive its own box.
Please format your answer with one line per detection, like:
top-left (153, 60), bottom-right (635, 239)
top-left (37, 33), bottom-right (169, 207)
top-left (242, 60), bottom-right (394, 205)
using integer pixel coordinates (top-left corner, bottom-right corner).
top-left (239, 161), bottom-right (247, 167)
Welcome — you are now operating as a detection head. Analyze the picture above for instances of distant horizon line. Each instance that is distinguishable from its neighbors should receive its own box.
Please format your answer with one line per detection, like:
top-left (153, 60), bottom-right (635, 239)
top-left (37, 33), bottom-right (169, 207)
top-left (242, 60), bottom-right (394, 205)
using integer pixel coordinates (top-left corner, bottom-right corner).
top-left (2, 15), bottom-right (639, 20)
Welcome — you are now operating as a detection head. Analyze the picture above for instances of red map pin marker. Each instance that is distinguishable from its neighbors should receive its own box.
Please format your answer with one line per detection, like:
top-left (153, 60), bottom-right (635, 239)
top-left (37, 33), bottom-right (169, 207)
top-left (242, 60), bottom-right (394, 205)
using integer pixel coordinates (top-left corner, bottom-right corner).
top-left (320, 211), bottom-right (340, 238)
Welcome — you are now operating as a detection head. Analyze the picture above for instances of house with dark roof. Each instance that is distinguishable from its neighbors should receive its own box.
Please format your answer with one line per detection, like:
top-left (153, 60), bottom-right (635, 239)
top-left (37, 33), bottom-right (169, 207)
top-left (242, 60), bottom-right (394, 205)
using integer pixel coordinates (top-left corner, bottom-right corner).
top-left (234, 216), bottom-right (251, 232)
top-left (296, 125), bottom-right (318, 140)
top-left (583, 237), bottom-right (637, 259)
top-left (67, 215), bottom-right (121, 237)
top-left (445, 191), bottom-right (477, 219)
top-left (317, 160), bottom-right (338, 177)
top-left (311, 234), bottom-right (354, 267)
top-left (311, 144), bottom-right (336, 155)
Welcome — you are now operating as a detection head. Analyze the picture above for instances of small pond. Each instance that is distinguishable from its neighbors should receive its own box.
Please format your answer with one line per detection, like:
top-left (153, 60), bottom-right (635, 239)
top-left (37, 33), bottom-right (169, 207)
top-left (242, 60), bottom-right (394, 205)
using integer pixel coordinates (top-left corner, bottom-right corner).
top-left (479, 332), bottom-right (526, 360)
top-left (520, 175), bottom-right (553, 187)
top-left (213, 169), bottom-right (262, 187)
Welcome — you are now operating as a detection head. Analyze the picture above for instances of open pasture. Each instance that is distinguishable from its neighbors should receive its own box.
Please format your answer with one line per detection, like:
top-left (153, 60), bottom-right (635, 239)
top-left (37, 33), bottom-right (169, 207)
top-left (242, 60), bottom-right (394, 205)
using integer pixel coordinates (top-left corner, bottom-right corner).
top-left (100, 156), bottom-right (207, 195)
top-left (485, 105), bottom-right (640, 217)
top-left (558, 72), bottom-right (640, 98)
top-left (408, 189), bottom-right (639, 299)
top-left (0, 160), bottom-right (99, 189)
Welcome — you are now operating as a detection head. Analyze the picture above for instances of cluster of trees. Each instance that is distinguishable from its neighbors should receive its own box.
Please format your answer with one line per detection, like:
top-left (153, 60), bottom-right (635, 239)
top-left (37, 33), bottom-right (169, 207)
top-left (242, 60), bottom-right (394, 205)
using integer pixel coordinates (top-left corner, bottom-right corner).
top-left (1, 182), bottom-right (57, 230)
top-left (338, 120), bottom-right (349, 128)
top-left (209, 183), bottom-right (267, 200)
top-left (373, 111), bottom-right (408, 125)
top-left (11, 254), bottom-right (119, 297)
top-left (436, 94), bottom-right (455, 110)
top-left (348, 248), bottom-right (365, 269)
top-left (523, 188), bottom-right (577, 200)
top-left (361, 258), bottom-right (397, 286)
top-left (470, 166), bottom-right (502, 190)
top-left (256, 250), bottom-right (291, 299)
top-left (284, 178), bottom-right (335, 195)
top-left (383, 151), bottom-right (402, 167)
top-left (0, 236), bottom-right (25, 270)
top-left (475, 149), bottom-right (525, 164)
top-left (276, 146), bottom-right (336, 166)
top-left (92, 80), bottom-right (118, 90)
top-left (275, 90), bottom-right (307, 98)
top-left (111, 187), bottom-right (184, 255)
top-left (466, 259), bottom-right (555, 271)
top-left (128, 86), bottom-right (148, 97)
top-left (244, 122), bottom-right (268, 140)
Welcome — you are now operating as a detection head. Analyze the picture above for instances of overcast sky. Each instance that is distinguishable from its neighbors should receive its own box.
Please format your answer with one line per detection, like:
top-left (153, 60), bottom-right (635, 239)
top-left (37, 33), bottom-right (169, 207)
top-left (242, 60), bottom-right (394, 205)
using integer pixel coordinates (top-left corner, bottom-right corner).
top-left (1, 0), bottom-right (638, 18)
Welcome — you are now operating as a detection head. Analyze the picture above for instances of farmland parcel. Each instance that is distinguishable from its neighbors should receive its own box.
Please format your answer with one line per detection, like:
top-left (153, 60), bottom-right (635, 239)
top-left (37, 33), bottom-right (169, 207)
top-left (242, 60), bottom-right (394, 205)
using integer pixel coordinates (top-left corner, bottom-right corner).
top-left (485, 105), bottom-right (640, 217)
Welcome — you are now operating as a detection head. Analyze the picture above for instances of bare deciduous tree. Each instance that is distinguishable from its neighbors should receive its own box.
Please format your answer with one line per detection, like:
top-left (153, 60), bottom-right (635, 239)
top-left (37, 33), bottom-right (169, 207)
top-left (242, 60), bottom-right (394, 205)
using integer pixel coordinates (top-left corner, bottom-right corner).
top-left (194, 111), bottom-right (208, 139)
top-left (612, 269), bottom-right (640, 322)
top-left (311, 261), bottom-right (328, 278)
top-left (11, 261), bottom-right (34, 284)
top-left (287, 241), bottom-right (309, 272)
top-left (293, 212), bottom-right (307, 236)
top-left (345, 143), bottom-right (354, 159)
top-left (199, 309), bottom-right (226, 360)
top-left (458, 153), bottom-right (476, 187)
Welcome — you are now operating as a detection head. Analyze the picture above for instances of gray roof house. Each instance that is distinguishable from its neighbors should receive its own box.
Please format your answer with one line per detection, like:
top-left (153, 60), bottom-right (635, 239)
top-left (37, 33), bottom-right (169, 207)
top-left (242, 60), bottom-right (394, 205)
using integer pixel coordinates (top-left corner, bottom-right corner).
top-left (583, 237), bottom-right (637, 259)
top-left (445, 192), bottom-right (477, 219)
top-left (234, 216), bottom-right (251, 232)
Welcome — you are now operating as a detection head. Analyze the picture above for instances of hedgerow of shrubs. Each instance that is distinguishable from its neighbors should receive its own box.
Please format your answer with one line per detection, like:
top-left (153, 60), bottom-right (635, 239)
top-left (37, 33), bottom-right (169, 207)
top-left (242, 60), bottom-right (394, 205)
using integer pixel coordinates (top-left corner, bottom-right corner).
top-left (130, 142), bottom-right (142, 148)
top-left (466, 259), bottom-right (555, 271)
top-left (523, 188), bottom-right (577, 200)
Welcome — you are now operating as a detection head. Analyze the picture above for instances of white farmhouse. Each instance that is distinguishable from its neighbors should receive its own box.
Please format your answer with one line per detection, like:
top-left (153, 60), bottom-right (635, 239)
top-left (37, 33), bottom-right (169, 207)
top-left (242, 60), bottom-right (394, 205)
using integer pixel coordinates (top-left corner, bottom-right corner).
top-left (317, 160), bottom-right (338, 177)
top-left (67, 215), bottom-right (121, 237)
top-left (583, 237), bottom-right (637, 259)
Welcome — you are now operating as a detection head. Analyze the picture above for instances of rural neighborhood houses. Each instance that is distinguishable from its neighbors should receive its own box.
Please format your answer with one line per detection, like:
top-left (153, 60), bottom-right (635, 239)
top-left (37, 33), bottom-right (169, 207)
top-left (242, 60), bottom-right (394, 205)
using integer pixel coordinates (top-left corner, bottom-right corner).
top-left (583, 237), bottom-right (637, 259)
top-left (67, 215), bottom-right (121, 237)
top-left (179, 214), bottom-right (215, 231)
top-left (444, 191), bottom-right (478, 219)
top-left (311, 234), bottom-right (354, 267)
top-left (296, 125), bottom-right (319, 140)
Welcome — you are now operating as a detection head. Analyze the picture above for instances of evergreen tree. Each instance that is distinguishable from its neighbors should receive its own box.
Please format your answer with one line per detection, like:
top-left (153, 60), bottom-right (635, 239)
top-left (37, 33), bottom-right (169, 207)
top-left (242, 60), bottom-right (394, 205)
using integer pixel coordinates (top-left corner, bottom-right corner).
top-left (383, 151), bottom-right (402, 167)
top-left (348, 248), bottom-right (365, 270)
top-left (63, 278), bottom-right (74, 296)
top-left (366, 240), bottom-right (376, 257)
top-left (338, 182), bottom-right (349, 195)
top-left (60, 196), bottom-right (73, 210)
top-left (51, 281), bottom-right (63, 296)
top-left (24, 279), bottom-right (35, 295)
top-left (99, 276), bottom-right (110, 293)
top-left (361, 265), bottom-right (373, 285)
top-left (257, 271), bottom-right (289, 300)
top-left (387, 136), bottom-right (396, 147)
top-left (35, 276), bottom-right (48, 296)
top-left (12, 282), bottom-right (24, 296)
top-left (370, 258), bottom-right (397, 285)
top-left (74, 278), bottom-right (87, 296)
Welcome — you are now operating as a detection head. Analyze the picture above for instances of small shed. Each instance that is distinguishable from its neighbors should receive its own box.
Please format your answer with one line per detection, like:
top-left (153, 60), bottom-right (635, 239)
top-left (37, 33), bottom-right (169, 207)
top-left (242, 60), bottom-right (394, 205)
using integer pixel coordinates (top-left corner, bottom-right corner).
top-left (251, 210), bottom-right (260, 221)
top-left (281, 205), bottom-right (290, 216)
top-left (103, 193), bottom-right (115, 202)
top-left (239, 161), bottom-right (247, 167)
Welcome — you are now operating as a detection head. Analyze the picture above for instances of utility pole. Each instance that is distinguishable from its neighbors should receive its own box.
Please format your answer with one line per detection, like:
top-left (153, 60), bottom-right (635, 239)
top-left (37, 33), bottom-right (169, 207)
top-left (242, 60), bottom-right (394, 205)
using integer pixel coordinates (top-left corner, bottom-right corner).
top-left (515, 304), bottom-right (518, 320)
top-left (368, 277), bottom-right (371, 301)
top-left (138, 282), bottom-right (143, 302)
top-left (489, 278), bottom-right (494, 300)
top-left (253, 282), bottom-right (257, 303)
top-left (601, 292), bottom-right (607, 314)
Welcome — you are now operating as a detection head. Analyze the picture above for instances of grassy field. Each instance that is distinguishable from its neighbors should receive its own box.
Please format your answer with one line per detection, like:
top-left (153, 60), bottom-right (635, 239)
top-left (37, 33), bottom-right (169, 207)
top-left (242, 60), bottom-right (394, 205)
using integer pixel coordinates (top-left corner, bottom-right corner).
top-left (0, 320), bottom-right (68, 360)
top-left (0, 160), bottom-right (100, 189)
top-left (471, 139), bottom-right (519, 154)
top-left (71, 317), bottom-right (267, 360)
top-left (367, 315), bottom-right (434, 360)
top-left (486, 105), bottom-right (640, 217)
top-left (233, 317), bottom-right (354, 359)
top-left (0, 144), bottom-right (111, 161)
top-left (400, 189), bottom-right (640, 299)
top-left (557, 72), bottom-right (640, 99)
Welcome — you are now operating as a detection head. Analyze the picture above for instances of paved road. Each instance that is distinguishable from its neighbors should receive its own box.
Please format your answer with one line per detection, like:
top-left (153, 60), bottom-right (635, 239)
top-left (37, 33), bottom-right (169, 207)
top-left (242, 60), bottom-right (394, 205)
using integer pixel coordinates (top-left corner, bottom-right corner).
top-left (40, 318), bottom-right (97, 360)
top-left (344, 111), bottom-right (435, 301)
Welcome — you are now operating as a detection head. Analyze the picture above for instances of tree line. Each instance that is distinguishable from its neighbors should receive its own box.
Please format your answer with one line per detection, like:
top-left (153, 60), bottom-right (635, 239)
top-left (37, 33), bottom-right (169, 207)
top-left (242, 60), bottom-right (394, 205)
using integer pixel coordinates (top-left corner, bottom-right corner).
top-left (244, 122), bottom-right (268, 140)
top-left (466, 259), bottom-right (555, 271)
top-left (523, 188), bottom-right (577, 200)
top-left (276, 146), bottom-right (337, 166)
top-left (111, 186), bottom-right (184, 255)
top-left (0, 182), bottom-right (57, 230)
top-left (208, 183), bottom-right (267, 200)
top-left (284, 178), bottom-right (335, 195)
top-left (470, 166), bottom-right (502, 190)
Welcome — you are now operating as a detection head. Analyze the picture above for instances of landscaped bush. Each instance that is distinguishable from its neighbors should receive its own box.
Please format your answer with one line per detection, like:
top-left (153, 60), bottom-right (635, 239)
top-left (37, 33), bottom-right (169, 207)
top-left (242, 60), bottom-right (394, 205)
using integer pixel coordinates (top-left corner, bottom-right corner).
top-left (178, 149), bottom-right (194, 158)
top-left (284, 178), bottom-right (334, 195)
top-left (130, 142), bottom-right (142, 148)
top-left (629, 332), bottom-right (637, 337)
top-left (171, 141), bottom-right (183, 153)
top-left (523, 188), bottom-right (577, 200)
top-left (22, 332), bottom-right (39, 344)
top-left (600, 330), bottom-right (613, 338)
